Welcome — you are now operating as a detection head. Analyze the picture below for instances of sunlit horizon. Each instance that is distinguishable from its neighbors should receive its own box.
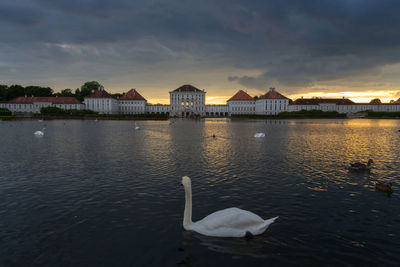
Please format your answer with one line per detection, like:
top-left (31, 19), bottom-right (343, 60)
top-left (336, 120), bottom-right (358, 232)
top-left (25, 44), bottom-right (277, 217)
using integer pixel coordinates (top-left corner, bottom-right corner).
top-left (146, 90), bottom-right (400, 105)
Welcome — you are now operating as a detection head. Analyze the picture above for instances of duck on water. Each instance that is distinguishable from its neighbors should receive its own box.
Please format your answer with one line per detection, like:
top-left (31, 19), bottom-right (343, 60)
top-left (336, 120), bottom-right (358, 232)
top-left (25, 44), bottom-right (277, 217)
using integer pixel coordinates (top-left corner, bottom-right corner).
top-left (348, 159), bottom-right (373, 171)
top-left (375, 182), bottom-right (394, 195)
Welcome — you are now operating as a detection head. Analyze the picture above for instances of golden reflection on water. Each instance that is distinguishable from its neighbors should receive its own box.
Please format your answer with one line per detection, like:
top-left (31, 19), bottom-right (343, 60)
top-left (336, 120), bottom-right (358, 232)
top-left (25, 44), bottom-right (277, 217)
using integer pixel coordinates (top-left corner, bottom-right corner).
top-left (286, 119), bottom-right (400, 190)
top-left (200, 119), bottom-right (233, 184)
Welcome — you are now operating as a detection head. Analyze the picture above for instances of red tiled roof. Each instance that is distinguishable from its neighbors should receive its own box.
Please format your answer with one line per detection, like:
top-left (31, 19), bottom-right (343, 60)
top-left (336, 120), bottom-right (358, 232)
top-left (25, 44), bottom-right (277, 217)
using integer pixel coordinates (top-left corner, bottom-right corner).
top-left (292, 98), bottom-right (355, 105)
top-left (85, 90), bottom-right (113, 98)
top-left (120, 89), bottom-right (146, 101)
top-left (259, 89), bottom-right (289, 100)
top-left (227, 90), bottom-right (254, 101)
top-left (173, 84), bottom-right (203, 92)
top-left (9, 96), bottom-right (82, 104)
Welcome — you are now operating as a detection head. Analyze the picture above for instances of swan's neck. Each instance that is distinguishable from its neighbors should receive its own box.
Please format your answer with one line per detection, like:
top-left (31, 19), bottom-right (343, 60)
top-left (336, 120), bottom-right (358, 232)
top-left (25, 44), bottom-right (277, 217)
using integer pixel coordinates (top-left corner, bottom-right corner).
top-left (183, 184), bottom-right (193, 228)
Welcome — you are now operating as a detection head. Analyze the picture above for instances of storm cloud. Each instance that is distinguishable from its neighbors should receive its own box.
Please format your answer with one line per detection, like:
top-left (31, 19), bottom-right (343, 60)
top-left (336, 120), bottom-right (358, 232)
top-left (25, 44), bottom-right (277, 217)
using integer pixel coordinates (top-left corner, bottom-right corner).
top-left (1, 0), bottom-right (400, 98)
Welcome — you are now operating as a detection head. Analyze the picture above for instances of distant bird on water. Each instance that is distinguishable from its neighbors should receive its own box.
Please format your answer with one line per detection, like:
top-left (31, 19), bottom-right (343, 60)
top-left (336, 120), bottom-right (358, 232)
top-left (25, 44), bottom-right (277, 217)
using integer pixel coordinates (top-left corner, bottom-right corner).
top-left (254, 133), bottom-right (265, 138)
top-left (34, 127), bottom-right (45, 137)
top-left (374, 182), bottom-right (393, 194)
top-left (348, 159), bottom-right (373, 171)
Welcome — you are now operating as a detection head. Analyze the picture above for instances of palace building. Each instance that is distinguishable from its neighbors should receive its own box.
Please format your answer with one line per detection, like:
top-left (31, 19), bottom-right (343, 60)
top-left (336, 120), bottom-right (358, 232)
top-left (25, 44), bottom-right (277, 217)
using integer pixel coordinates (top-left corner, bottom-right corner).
top-left (0, 96), bottom-right (84, 114)
top-left (2, 84), bottom-right (400, 116)
top-left (169, 84), bottom-right (206, 117)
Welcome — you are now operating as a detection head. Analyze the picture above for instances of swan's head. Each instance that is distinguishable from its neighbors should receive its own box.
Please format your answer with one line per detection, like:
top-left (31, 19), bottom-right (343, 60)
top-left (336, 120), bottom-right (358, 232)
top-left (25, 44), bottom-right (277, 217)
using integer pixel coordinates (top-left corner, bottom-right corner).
top-left (181, 176), bottom-right (191, 188)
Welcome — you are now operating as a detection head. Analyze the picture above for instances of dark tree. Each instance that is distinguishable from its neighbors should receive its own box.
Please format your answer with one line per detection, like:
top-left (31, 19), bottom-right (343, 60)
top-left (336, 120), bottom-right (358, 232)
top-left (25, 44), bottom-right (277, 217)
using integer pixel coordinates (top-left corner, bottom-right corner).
top-left (25, 86), bottom-right (53, 97)
top-left (79, 81), bottom-right (102, 100)
top-left (6, 85), bottom-right (25, 100)
top-left (111, 93), bottom-right (122, 99)
top-left (57, 88), bottom-right (74, 97)
top-left (75, 88), bottom-right (82, 101)
top-left (0, 84), bottom-right (8, 101)
top-left (370, 98), bottom-right (381, 104)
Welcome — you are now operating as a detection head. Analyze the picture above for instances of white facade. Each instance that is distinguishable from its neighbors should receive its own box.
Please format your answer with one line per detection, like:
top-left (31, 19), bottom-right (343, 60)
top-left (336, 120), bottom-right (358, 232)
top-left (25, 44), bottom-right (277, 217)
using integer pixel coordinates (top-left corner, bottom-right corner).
top-left (205, 105), bottom-right (228, 116)
top-left (118, 89), bottom-right (147, 114)
top-left (289, 103), bottom-right (400, 114)
top-left (228, 101), bottom-right (255, 115)
top-left (226, 90), bottom-right (255, 115)
top-left (84, 97), bottom-right (118, 114)
top-left (255, 88), bottom-right (289, 115)
top-left (256, 99), bottom-right (289, 115)
top-left (84, 86), bottom-right (118, 114)
top-left (0, 97), bottom-right (84, 114)
top-left (146, 104), bottom-right (170, 114)
top-left (169, 85), bottom-right (206, 117)
top-left (119, 100), bottom-right (146, 114)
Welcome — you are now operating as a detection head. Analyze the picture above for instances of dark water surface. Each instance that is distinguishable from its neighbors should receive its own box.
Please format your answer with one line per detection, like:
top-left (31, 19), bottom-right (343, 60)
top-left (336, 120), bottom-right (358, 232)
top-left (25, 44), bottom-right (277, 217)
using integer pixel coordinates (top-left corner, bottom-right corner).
top-left (0, 119), bottom-right (399, 266)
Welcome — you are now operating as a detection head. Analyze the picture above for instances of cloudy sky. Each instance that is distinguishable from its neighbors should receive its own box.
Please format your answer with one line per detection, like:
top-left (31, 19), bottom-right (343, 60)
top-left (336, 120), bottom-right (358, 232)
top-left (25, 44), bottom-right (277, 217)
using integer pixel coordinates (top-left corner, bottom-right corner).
top-left (1, 0), bottom-right (400, 103)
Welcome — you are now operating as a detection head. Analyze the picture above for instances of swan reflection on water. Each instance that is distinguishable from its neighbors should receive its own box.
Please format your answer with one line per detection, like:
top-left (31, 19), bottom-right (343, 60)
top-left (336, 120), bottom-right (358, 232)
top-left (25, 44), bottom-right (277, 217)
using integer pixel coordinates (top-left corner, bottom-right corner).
top-left (178, 230), bottom-right (276, 265)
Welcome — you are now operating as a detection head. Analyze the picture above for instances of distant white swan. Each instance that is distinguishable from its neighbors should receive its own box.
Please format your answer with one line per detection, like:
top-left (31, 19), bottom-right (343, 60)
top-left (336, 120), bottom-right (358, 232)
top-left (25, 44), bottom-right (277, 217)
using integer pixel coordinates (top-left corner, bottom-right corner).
top-left (135, 122), bottom-right (140, 130)
top-left (34, 127), bottom-right (45, 137)
top-left (254, 133), bottom-right (265, 138)
top-left (181, 176), bottom-right (278, 237)
top-left (38, 119), bottom-right (43, 122)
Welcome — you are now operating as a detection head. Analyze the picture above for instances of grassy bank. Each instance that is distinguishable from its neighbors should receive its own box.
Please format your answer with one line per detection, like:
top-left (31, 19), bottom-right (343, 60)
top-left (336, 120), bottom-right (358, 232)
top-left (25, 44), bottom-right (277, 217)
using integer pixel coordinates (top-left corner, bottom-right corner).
top-left (231, 110), bottom-right (346, 119)
top-left (36, 107), bottom-right (169, 120)
top-left (365, 111), bottom-right (400, 119)
top-left (34, 113), bottom-right (169, 120)
top-left (0, 115), bottom-right (16, 120)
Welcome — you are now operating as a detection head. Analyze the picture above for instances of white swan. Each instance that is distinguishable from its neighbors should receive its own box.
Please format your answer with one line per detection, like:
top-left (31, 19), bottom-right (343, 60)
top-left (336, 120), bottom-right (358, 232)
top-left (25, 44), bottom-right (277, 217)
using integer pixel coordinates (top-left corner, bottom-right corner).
top-left (135, 122), bottom-right (140, 130)
top-left (254, 133), bottom-right (265, 138)
top-left (181, 176), bottom-right (278, 237)
top-left (34, 127), bottom-right (45, 137)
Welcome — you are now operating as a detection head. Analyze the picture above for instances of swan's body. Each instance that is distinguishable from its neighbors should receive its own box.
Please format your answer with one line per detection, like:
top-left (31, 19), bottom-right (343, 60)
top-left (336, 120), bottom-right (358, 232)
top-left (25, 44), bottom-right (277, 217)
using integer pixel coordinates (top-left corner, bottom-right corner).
top-left (254, 133), bottom-right (265, 138)
top-left (135, 122), bottom-right (140, 130)
top-left (38, 119), bottom-right (43, 122)
top-left (181, 176), bottom-right (278, 237)
top-left (34, 127), bottom-right (45, 136)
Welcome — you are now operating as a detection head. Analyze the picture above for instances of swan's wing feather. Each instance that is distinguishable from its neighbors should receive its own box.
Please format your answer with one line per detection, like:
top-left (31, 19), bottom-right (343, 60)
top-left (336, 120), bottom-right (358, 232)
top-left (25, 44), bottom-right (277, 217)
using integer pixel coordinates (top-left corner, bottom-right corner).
top-left (197, 207), bottom-right (264, 230)
top-left (189, 208), bottom-right (278, 237)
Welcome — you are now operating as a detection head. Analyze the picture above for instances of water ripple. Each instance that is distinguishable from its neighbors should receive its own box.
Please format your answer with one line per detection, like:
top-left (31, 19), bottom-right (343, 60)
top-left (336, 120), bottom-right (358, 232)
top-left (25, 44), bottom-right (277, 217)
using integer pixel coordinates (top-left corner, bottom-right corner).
top-left (0, 119), bottom-right (399, 266)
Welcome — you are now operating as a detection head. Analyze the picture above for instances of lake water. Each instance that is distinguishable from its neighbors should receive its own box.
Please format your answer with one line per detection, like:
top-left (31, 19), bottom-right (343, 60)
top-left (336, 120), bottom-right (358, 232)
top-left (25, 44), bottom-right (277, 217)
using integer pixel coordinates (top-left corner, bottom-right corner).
top-left (0, 119), bottom-right (399, 266)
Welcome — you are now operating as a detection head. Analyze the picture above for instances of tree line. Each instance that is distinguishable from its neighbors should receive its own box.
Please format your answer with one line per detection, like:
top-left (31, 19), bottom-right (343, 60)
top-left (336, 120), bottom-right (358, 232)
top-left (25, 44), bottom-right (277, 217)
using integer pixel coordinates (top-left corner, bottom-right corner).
top-left (0, 81), bottom-right (109, 102)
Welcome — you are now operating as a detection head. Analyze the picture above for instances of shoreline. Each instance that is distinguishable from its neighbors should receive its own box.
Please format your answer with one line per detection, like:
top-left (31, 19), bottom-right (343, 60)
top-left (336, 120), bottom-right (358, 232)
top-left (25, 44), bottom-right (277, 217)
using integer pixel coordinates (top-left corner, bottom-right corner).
top-left (2, 115), bottom-right (400, 121)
